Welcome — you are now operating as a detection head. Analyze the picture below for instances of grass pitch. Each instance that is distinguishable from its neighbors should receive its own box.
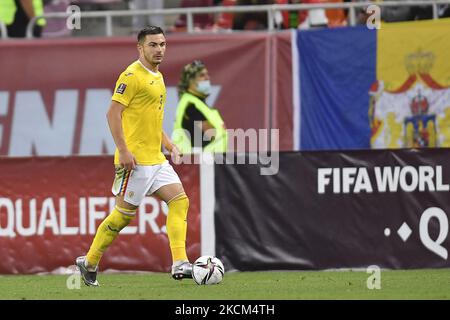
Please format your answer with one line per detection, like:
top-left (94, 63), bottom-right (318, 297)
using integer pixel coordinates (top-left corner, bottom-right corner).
top-left (0, 269), bottom-right (448, 300)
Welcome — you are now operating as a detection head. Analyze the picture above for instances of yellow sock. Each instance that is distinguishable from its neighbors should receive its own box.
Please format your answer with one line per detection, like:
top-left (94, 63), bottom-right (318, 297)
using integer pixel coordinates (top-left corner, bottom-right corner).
top-left (166, 194), bottom-right (189, 262)
top-left (86, 207), bottom-right (134, 268)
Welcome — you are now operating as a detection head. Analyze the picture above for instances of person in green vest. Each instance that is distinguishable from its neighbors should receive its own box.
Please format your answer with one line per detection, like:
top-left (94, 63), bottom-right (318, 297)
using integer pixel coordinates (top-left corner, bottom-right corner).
top-left (0, 0), bottom-right (46, 38)
top-left (172, 60), bottom-right (228, 154)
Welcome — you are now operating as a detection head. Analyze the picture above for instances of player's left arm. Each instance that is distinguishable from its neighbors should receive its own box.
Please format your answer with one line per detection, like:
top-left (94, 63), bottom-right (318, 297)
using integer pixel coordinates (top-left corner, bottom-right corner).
top-left (162, 130), bottom-right (182, 163)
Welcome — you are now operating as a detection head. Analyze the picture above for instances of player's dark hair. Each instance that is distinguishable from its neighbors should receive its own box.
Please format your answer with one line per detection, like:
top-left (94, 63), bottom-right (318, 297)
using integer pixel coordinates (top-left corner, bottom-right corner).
top-left (137, 26), bottom-right (165, 43)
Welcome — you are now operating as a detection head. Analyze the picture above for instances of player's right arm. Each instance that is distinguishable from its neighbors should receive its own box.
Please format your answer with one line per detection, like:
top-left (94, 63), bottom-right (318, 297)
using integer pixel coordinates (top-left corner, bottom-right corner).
top-left (106, 100), bottom-right (136, 170)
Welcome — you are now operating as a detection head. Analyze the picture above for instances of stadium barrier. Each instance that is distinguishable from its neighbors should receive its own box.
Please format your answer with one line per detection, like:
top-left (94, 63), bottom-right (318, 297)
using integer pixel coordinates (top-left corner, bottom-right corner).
top-left (0, 21), bottom-right (7, 39)
top-left (19, 0), bottom-right (450, 38)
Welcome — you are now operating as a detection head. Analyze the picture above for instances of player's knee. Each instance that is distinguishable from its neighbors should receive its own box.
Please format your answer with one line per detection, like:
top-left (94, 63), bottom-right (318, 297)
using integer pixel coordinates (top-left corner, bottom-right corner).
top-left (179, 194), bottom-right (189, 209)
top-left (115, 205), bottom-right (137, 217)
top-left (168, 193), bottom-right (189, 212)
top-left (105, 205), bottom-right (136, 232)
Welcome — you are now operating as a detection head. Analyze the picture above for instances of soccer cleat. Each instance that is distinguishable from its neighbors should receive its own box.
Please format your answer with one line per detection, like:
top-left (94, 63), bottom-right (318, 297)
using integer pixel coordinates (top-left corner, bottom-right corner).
top-left (76, 256), bottom-right (100, 287)
top-left (171, 261), bottom-right (193, 280)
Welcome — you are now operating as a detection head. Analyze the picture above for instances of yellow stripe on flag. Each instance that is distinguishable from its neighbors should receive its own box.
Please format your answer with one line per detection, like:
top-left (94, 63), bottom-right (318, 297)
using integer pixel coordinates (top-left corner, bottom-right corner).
top-left (377, 18), bottom-right (450, 91)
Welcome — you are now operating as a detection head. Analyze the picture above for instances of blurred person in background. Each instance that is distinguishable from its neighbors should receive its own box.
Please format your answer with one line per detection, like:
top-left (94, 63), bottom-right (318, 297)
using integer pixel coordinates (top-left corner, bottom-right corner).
top-left (232, 0), bottom-right (273, 30)
top-left (353, 0), bottom-right (433, 22)
top-left (171, 0), bottom-right (215, 32)
top-left (172, 60), bottom-right (228, 154)
top-left (274, 0), bottom-right (328, 30)
top-left (0, 0), bottom-right (46, 38)
top-left (350, 0), bottom-right (432, 25)
top-left (324, 0), bottom-right (347, 27)
top-left (380, 0), bottom-right (432, 22)
top-left (214, 0), bottom-right (236, 30)
top-left (76, 26), bottom-right (193, 286)
top-left (130, 0), bottom-right (164, 32)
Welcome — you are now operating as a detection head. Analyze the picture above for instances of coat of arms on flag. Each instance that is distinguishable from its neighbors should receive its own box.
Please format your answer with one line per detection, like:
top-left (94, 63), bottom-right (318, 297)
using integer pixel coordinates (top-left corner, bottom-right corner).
top-left (369, 49), bottom-right (450, 149)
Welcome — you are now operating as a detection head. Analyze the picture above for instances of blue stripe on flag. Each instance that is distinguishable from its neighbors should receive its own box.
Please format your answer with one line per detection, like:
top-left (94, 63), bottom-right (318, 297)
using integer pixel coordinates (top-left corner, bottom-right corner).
top-left (296, 26), bottom-right (377, 150)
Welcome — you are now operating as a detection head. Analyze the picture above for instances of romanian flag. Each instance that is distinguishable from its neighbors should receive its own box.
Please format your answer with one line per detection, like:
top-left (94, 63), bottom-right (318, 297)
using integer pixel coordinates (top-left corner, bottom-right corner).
top-left (293, 18), bottom-right (450, 150)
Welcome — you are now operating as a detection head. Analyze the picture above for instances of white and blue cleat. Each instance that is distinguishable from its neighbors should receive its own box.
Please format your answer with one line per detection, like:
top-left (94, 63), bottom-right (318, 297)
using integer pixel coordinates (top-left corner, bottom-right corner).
top-left (76, 256), bottom-right (100, 287)
top-left (171, 261), bottom-right (193, 280)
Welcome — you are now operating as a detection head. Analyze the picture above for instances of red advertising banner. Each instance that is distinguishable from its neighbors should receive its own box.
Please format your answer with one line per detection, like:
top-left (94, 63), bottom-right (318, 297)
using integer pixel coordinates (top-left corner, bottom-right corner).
top-left (0, 33), bottom-right (292, 156)
top-left (272, 31), bottom-right (294, 151)
top-left (0, 156), bottom-right (200, 274)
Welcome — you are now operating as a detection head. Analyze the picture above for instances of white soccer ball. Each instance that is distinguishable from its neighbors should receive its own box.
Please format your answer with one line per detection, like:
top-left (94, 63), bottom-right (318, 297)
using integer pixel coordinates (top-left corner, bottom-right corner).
top-left (192, 255), bottom-right (225, 285)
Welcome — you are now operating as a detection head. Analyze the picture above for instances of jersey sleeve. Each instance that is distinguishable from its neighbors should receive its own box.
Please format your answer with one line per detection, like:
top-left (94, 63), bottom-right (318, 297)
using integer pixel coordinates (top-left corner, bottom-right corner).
top-left (111, 72), bottom-right (138, 107)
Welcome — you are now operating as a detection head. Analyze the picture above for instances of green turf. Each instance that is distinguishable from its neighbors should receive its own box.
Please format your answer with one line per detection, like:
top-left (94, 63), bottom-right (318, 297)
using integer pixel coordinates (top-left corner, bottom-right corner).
top-left (0, 269), bottom-right (448, 300)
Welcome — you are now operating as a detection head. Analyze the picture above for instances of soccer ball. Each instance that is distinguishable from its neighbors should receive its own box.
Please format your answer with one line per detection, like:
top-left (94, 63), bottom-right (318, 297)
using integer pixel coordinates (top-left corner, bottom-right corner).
top-left (192, 255), bottom-right (225, 285)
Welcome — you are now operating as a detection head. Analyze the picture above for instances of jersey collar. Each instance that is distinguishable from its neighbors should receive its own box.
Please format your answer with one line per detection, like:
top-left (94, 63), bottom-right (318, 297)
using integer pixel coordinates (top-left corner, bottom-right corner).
top-left (137, 59), bottom-right (159, 76)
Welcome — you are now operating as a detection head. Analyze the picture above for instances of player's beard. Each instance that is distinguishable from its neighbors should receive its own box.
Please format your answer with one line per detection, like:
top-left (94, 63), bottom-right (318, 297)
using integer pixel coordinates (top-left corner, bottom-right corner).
top-left (144, 52), bottom-right (162, 67)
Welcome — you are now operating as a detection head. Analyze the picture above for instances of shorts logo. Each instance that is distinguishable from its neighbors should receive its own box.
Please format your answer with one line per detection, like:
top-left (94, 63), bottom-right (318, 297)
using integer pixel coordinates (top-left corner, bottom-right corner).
top-left (116, 83), bottom-right (127, 94)
top-left (128, 191), bottom-right (135, 198)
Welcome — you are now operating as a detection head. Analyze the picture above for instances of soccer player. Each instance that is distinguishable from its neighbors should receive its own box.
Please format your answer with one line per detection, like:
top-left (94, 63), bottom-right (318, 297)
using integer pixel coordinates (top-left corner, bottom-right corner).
top-left (76, 26), bottom-right (192, 287)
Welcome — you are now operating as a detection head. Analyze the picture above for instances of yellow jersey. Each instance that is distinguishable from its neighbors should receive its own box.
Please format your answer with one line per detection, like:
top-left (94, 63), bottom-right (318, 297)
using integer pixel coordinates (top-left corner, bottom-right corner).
top-left (111, 60), bottom-right (166, 165)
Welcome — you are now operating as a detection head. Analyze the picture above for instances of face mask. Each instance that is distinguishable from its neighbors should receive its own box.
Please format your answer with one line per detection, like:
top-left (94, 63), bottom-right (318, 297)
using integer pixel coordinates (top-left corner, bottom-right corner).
top-left (196, 80), bottom-right (211, 96)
